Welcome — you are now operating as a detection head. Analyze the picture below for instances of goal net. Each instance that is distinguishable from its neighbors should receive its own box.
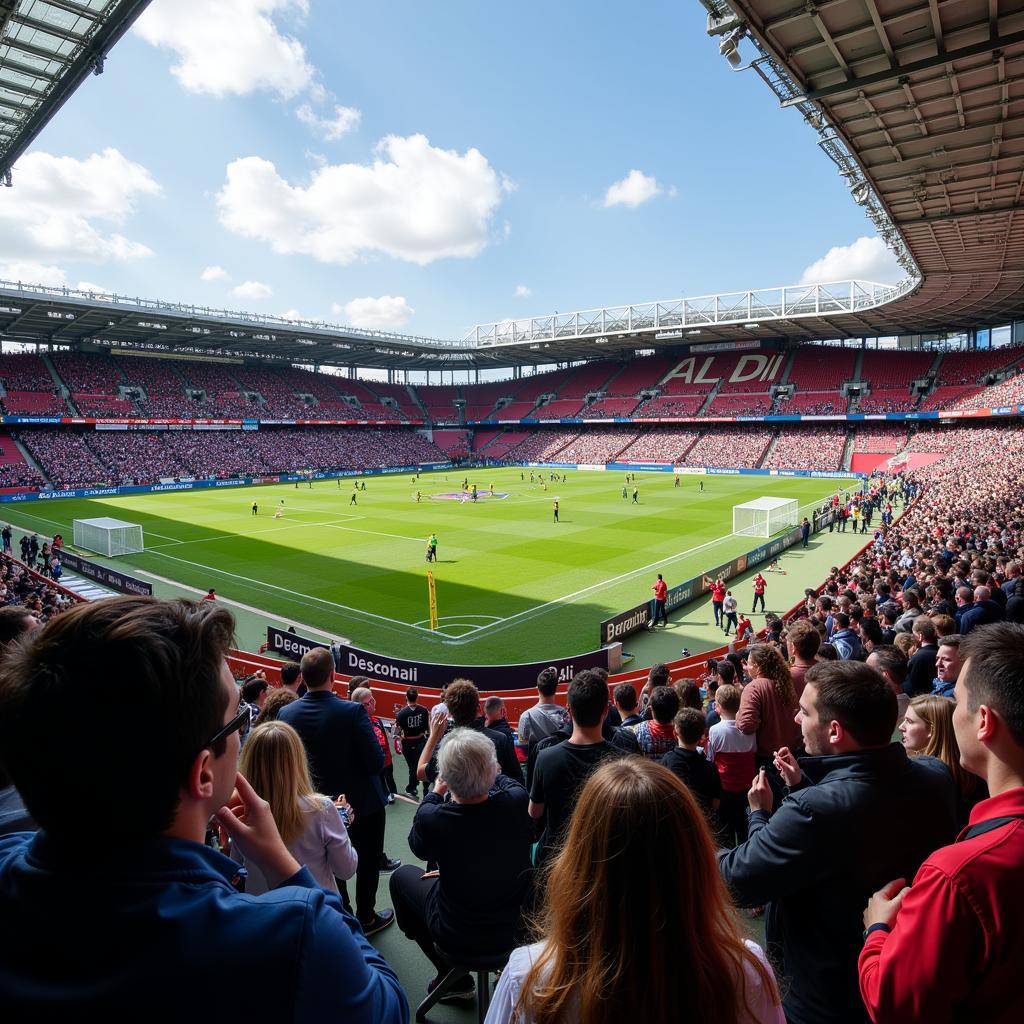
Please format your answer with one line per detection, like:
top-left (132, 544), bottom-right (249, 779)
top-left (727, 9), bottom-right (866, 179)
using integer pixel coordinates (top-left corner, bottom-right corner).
top-left (732, 497), bottom-right (799, 538)
top-left (73, 517), bottom-right (144, 557)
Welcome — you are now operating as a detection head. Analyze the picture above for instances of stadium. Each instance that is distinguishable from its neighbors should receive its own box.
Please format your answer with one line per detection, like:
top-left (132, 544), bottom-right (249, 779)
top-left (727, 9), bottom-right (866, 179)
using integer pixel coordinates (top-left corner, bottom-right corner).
top-left (1, 2), bottom-right (1023, 1022)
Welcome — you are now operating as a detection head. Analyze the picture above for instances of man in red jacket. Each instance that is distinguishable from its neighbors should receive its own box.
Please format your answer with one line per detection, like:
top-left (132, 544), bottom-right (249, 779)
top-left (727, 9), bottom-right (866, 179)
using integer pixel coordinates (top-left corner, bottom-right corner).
top-left (649, 573), bottom-right (668, 629)
top-left (859, 621), bottom-right (1024, 1023)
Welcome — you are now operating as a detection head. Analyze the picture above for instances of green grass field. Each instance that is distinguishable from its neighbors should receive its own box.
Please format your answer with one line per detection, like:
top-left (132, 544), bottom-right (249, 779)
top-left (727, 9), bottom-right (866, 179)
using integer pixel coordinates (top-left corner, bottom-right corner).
top-left (2, 469), bottom-right (846, 663)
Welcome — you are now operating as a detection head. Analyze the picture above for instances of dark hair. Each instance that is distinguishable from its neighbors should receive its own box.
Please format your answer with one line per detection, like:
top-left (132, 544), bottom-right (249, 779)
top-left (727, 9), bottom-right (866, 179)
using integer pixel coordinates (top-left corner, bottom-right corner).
top-left (817, 643), bottom-right (838, 661)
top-left (279, 661), bottom-right (301, 686)
top-left (347, 674), bottom-right (369, 697)
top-left (445, 678), bottom-right (480, 726)
top-left (675, 680), bottom-right (703, 711)
top-left (568, 670), bottom-right (609, 728)
top-left (647, 663), bottom-right (670, 687)
top-left (406, 687), bottom-right (419, 702)
top-left (834, 612), bottom-right (850, 629)
top-left (241, 676), bottom-right (269, 703)
top-left (937, 634), bottom-right (961, 650)
top-left (804, 660), bottom-right (897, 747)
top-left (959, 623), bottom-right (1024, 746)
top-left (0, 597), bottom-right (234, 845)
top-left (649, 685), bottom-right (680, 725)
top-left (537, 667), bottom-right (559, 697)
top-left (483, 695), bottom-right (504, 715)
top-left (912, 616), bottom-right (937, 643)
top-left (860, 618), bottom-right (884, 647)
top-left (715, 660), bottom-right (736, 684)
top-left (0, 605), bottom-right (36, 647)
top-left (868, 645), bottom-right (907, 685)
top-left (674, 707), bottom-right (706, 746)
top-left (300, 646), bottom-right (334, 688)
top-left (613, 682), bottom-right (637, 712)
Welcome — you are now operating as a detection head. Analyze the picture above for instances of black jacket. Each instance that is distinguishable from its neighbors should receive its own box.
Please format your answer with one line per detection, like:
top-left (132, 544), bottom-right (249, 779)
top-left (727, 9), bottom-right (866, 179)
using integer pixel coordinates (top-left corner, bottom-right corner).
top-left (905, 643), bottom-right (938, 695)
top-left (718, 744), bottom-right (957, 1024)
top-left (278, 690), bottom-right (385, 817)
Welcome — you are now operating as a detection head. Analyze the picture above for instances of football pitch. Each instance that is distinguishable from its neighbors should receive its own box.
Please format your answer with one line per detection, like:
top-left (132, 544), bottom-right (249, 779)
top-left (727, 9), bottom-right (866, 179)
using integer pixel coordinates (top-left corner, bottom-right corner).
top-left (2, 469), bottom-right (846, 663)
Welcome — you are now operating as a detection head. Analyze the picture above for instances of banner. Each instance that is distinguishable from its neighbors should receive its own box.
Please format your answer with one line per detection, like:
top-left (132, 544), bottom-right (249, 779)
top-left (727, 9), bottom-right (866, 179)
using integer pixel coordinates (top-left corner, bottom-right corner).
top-left (265, 624), bottom-right (610, 690)
top-left (53, 549), bottom-right (153, 596)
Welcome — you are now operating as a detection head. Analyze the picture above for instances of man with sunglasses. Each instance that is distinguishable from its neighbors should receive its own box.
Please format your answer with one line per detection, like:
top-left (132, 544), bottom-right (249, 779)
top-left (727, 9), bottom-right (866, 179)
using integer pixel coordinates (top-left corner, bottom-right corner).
top-left (0, 596), bottom-right (406, 1022)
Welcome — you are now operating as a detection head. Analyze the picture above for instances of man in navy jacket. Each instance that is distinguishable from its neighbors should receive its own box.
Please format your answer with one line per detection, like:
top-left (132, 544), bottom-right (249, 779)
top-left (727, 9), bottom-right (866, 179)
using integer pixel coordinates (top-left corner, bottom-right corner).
top-left (0, 597), bottom-right (406, 1022)
top-left (718, 660), bottom-right (956, 1024)
top-left (279, 645), bottom-right (393, 934)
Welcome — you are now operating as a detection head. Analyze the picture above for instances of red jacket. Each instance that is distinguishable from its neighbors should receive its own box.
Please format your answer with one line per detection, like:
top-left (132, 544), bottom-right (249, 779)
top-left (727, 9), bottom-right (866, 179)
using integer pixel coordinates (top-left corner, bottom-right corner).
top-left (858, 787), bottom-right (1024, 1023)
top-left (653, 579), bottom-right (667, 601)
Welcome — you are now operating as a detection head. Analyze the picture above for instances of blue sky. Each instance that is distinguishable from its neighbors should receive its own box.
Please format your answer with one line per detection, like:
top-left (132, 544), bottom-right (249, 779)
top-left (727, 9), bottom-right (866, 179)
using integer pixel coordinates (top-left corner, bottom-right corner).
top-left (0, 0), bottom-right (901, 342)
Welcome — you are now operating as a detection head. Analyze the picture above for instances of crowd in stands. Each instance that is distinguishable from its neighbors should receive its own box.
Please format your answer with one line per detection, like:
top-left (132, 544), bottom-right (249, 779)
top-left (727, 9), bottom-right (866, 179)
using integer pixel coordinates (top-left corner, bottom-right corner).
top-left (682, 427), bottom-right (773, 468)
top-left (15, 427), bottom-right (448, 488)
top-left (949, 369), bottom-right (1024, 410)
top-left (615, 427), bottom-right (700, 463)
top-left (855, 389), bottom-right (918, 414)
top-left (778, 391), bottom-right (846, 415)
top-left (763, 428), bottom-right (846, 471)
top-left (854, 427), bottom-right (907, 453)
top-left (554, 430), bottom-right (639, 464)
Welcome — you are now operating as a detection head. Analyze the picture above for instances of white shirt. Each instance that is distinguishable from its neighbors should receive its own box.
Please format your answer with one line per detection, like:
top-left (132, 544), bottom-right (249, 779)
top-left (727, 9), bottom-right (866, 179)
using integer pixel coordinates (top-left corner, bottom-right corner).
top-left (723, 595), bottom-right (738, 614)
top-left (485, 939), bottom-right (784, 1024)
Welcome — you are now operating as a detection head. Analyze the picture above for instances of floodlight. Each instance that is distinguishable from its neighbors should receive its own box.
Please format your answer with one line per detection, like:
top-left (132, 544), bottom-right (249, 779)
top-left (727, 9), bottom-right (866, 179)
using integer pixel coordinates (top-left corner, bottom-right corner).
top-left (851, 181), bottom-right (871, 206)
top-left (720, 36), bottom-right (742, 66)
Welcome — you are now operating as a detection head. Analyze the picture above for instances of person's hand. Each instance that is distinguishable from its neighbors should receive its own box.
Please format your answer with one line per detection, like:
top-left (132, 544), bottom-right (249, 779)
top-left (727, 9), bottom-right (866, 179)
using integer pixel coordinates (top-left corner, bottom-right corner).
top-left (334, 795), bottom-right (355, 827)
top-left (864, 878), bottom-right (909, 930)
top-left (433, 778), bottom-right (448, 797)
top-left (747, 767), bottom-right (773, 813)
top-left (421, 869), bottom-right (440, 880)
top-left (215, 772), bottom-right (300, 888)
top-left (773, 746), bottom-right (801, 788)
top-left (429, 707), bottom-right (448, 736)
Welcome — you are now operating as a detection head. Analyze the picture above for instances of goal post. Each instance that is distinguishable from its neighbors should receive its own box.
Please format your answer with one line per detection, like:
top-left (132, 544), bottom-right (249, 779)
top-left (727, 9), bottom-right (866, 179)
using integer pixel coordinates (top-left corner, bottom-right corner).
top-left (732, 497), bottom-right (799, 539)
top-left (72, 517), bottom-right (144, 557)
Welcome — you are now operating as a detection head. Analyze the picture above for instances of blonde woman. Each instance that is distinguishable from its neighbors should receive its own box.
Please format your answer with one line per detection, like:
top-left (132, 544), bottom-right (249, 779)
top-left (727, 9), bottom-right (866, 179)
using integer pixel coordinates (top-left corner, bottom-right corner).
top-left (900, 695), bottom-right (983, 825)
top-left (234, 721), bottom-right (357, 895)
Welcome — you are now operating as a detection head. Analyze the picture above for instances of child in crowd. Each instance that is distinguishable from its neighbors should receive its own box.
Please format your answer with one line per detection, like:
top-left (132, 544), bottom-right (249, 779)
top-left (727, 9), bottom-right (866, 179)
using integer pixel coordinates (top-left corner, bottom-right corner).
top-left (705, 684), bottom-right (756, 847)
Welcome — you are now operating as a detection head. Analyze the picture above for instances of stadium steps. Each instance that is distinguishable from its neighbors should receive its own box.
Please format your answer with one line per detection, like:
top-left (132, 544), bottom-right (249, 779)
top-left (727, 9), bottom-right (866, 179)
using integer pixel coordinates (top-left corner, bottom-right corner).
top-left (851, 348), bottom-right (865, 385)
top-left (406, 384), bottom-right (432, 423)
top-left (41, 353), bottom-right (67, 395)
top-left (777, 348), bottom-right (797, 386)
top-left (695, 380), bottom-right (721, 416)
top-left (841, 430), bottom-right (856, 471)
top-left (57, 570), bottom-right (117, 602)
top-left (758, 431), bottom-right (780, 468)
top-left (927, 351), bottom-right (945, 379)
top-left (11, 436), bottom-right (51, 486)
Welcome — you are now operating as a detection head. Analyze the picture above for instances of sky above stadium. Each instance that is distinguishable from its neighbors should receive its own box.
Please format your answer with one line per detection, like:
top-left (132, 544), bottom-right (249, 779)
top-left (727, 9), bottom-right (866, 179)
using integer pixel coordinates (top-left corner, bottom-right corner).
top-left (0, 0), bottom-right (905, 344)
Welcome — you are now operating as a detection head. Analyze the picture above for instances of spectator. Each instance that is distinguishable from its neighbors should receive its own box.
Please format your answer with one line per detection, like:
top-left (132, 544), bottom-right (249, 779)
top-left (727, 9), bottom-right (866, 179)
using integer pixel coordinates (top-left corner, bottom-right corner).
top-left (279, 660), bottom-right (305, 696)
top-left (394, 687), bottom-right (429, 800)
top-left (718, 660), bottom-right (958, 1024)
top-left (705, 683), bottom-right (756, 847)
top-left (419, 679), bottom-right (523, 786)
top-left (352, 688), bottom-right (398, 805)
top-left (255, 686), bottom-right (298, 725)
top-left (0, 596), bottom-right (406, 1021)
top-left (933, 634), bottom-right (962, 698)
top-left (785, 619), bottom-right (820, 698)
top-left (865, 644), bottom-right (910, 726)
top-left (629, 685), bottom-right (679, 759)
top-left (900, 694), bottom-right (983, 827)
top-left (859, 622), bottom-right (1024, 1023)
top-left (905, 616), bottom-right (939, 695)
top-left (661, 707), bottom-right (721, 821)
top-left (529, 670), bottom-right (626, 866)
top-left (736, 644), bottom-right (801, 801)
top-left (233, 720), bottom-right (357, 895)
top-left (960, 584), bottom-right (1005, 634)
top-left (488, 759), bottom-right (785, 1024)
top-left (278, 646), bottom-right (393, 936)
top-left (830, 612), bottom-right (862, 660)
top-left (391, 729), bottom-right (533, 1006)
top-left (516, 667), bottom-right (570, 751)
top-left (612, 681), bottom-right (642, 728)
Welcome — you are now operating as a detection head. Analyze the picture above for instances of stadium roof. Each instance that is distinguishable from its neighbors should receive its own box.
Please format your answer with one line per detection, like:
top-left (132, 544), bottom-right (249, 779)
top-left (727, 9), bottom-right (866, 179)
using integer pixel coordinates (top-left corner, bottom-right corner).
top-left (2, 1), bottom-right (1023, 370)
top-left (0, 0), bottom-right (151, 180)
top-left (702, 0), bottom-right (1024, 332)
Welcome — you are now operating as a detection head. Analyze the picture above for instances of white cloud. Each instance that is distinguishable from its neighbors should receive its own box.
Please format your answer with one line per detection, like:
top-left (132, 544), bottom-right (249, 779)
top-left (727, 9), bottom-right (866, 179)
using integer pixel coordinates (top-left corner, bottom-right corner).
top-left (337, 295), bottom-right (414, 329)
top-left (603, 169), bottom-right (663, 208)
top-left (279, 308), bottom-right (307, 321)
top-left (0, 149), bottom-right (159, 283)
top-left (76, 280), bottom-right (111, 294)
top-left (216, 133), bottom-right (508, 265)
top-left (232, 280), bottom-right (273, 300)
top-left (201, 265), bottom-right (230, 282)
top-left (297, 104), bottom-right (361, 140)
top-left (514, 284), bottom-right (531, 298)
top-left (134, 0), bottom-right (314, 99)
top-left (0, 261), bottom-right (68, 287)
top-left (799, 236), bottom-right (903, 285)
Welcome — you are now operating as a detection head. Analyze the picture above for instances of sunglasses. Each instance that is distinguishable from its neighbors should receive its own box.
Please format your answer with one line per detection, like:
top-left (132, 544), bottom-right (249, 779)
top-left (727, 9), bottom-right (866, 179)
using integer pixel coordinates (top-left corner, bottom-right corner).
top-left (202, 702), bottom-right (251, 751)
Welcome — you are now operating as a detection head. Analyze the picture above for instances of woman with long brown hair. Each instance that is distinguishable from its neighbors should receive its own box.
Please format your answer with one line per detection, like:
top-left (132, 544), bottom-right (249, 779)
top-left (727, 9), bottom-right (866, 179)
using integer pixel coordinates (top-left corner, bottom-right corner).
top-left (736, 644), bottom-right (801, 805)
top-left (900, 694), bottom-right (984, 825)
top-left (485, 759), bottom-right (783, 1024)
